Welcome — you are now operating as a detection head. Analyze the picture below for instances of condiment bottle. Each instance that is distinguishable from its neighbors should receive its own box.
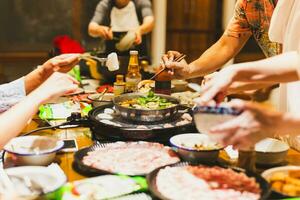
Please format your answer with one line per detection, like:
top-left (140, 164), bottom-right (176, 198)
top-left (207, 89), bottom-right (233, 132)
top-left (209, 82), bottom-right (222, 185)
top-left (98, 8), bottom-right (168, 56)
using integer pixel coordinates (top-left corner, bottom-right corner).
top-left (125, 50), bottom-right (142, 93)
top-left (154, 66), bottom-right (172, 95)
top-left (114, 74), bottom-right (126, 96)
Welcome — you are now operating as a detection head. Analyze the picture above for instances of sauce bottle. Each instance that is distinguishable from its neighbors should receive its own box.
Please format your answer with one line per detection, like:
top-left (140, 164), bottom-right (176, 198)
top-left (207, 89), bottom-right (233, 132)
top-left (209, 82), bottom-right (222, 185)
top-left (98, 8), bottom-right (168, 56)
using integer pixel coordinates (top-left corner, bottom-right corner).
top-left (114, 74), bottom-right (126, 96)
top-left (125, 50), bottom-right (142, 93)
top-left (154, 66), bottom-right (172, 95)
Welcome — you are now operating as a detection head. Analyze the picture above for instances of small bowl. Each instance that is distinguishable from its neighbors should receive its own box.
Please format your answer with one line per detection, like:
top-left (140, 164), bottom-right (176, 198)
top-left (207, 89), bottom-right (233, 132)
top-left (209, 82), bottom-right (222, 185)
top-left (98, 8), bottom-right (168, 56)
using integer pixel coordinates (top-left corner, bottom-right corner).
top-left (262, 166), bottom-right (300, 198)
top-left (4, 136), bottom-right (64, 166)
top-left (255, 138), bottom-right (289, 166)
top-left (170, 133), bottom-right (223, 163)
top-left (171, 79), bottom-right (188, 92)
top-left (193, 105), bottom-right (241, 141)
top-left (88, 93), bottom-right (114, 107)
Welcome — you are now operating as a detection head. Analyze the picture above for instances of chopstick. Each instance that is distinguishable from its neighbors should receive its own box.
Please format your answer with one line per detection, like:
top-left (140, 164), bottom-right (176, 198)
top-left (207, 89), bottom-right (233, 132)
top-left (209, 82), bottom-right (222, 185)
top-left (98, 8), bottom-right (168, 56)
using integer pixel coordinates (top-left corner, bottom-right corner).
top-left (150, 54), bottom-right (186, 80)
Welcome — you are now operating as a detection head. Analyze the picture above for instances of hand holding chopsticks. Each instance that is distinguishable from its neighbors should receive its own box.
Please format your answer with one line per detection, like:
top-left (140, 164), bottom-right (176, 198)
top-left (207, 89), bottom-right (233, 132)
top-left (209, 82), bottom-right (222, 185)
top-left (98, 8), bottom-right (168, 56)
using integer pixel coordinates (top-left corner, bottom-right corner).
top-left (150, 53), bottom-right (186, 80)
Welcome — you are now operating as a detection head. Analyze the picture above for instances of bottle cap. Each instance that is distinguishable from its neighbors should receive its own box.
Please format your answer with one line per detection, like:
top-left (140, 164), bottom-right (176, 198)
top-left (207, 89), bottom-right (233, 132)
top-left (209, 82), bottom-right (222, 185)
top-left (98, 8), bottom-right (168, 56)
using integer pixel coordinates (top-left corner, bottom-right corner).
top-left (116, 74), bottom-right (124, 81)
top-left (130, 50), bottom-right (138, 55)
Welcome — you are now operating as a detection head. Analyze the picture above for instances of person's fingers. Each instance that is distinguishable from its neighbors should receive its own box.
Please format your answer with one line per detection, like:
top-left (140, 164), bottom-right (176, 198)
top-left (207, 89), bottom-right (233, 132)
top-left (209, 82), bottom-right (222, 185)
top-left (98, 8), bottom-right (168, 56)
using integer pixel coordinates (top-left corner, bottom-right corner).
top-left (65, 74), bottom-right (80, 84)
top-left (167, 51), bottom-right (181, 59)
top-left (63, 84), bottom-right (79, 94)
top-left (162, 54), bottom-right (169, 64)
top-left (167, 51), bottom-right (175, 62)
top-left (165, 61), bottom-right (184, 70)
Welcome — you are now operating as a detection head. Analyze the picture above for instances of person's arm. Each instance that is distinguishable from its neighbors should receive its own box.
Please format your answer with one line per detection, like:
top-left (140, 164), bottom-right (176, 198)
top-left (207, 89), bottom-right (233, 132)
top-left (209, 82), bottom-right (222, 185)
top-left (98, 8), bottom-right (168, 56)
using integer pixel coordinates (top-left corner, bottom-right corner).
top-left (163, 0), bottom-right (252, 79)
top-left (198, 51), bottom-right (300, 104)
top-left (0, 72), bottom-right (78, 149)
top-left (207, 99), bottom-right (300, 149)
top-left (134, 0), bottom-right (154, 44)
top-left (88, 0), bottom-right (113, 40)
top-left (24, 54), bottom-right (79, 94)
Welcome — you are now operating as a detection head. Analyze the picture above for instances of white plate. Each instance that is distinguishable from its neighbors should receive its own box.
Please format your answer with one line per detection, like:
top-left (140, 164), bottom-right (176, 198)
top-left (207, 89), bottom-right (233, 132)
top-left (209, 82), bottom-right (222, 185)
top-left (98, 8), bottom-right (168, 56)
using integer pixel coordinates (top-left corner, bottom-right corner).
top-left (5, 165), bottom-right (66, 195)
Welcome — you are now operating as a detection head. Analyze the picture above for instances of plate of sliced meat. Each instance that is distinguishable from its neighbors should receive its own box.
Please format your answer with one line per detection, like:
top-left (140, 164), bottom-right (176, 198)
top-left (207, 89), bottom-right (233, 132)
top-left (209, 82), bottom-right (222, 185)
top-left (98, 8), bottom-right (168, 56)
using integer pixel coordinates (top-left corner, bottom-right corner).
top-left (73, 142), bottom-right (180, 176)
top-left (147, 163), bottom-right (270, 200)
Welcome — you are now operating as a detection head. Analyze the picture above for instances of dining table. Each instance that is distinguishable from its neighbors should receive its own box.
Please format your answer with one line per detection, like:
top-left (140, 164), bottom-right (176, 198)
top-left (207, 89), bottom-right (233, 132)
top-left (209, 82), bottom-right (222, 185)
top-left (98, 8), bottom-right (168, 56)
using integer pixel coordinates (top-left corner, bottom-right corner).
top-left (3, 85), bottom-right (300, 200)
top-left (15, 111), bottom-right (300, 183)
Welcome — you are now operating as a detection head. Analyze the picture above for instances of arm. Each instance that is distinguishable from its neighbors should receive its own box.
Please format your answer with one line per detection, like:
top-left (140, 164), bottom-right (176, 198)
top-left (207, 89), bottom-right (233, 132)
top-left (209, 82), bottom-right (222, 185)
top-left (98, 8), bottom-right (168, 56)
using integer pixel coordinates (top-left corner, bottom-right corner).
top-left (188, 34), bottom-right (250, 78)
top-left (164, 0), bottom-right (252, 79)
top-left (24, 54), bottom-right (79, 94)
top-left (135, 0), bottom-right (154, 44)
top-left (0, 72), bottom-right (78, 149)
top-left (208, 100), bottom-right (300, 149)
top-left (198, 51), bottom-right (300, 104)
top-left (88, 0), bottom-right (112, 40)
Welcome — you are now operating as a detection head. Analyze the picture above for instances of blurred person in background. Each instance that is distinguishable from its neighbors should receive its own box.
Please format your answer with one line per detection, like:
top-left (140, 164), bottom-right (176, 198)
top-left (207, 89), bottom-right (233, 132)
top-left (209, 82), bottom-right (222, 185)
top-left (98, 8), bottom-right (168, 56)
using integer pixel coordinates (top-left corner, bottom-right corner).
top-left (88, 0), bottom-right (154, 57)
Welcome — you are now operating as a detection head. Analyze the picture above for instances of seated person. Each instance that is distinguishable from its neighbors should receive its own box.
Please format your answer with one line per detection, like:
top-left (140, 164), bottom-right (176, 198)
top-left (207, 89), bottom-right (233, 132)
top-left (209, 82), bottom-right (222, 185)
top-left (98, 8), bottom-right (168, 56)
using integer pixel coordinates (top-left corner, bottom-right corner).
top-left (0, 54), bottom-right (79, 148)
top-left (88, 0), bottom-right (154, 57)
top-left (0, 54), bottom-right (79, 113)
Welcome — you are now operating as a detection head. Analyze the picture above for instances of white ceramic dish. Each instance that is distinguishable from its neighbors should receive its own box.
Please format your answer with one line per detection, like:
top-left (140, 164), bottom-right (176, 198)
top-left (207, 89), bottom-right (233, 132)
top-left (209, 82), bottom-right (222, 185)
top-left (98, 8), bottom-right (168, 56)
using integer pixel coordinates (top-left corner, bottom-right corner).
top-left (262, 166), bottom-right (300, 197)
top-left (88, 93), bottom-right (114, 107)
top-left (170, 133), bottom-right (223, 163)
top-left (4, 165), bottom-right (66, 198)
top-left (4, 136), bottom-right (64, 166)
top-left (255, 138), bottom-right (289, 165)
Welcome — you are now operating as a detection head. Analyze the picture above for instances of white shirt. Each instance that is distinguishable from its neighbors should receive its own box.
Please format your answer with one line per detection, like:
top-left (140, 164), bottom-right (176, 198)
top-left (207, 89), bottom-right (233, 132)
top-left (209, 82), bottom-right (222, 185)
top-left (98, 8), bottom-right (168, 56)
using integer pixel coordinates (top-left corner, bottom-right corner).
top-left (110, 1), bottom-right (140, 32)
top-left (269, 0), bottom-right (300, 113)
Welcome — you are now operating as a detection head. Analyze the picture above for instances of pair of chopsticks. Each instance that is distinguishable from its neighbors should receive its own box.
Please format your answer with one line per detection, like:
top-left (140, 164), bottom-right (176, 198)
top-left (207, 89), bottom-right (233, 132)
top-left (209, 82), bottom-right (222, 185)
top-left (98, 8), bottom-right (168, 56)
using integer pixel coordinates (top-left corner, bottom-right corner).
top-left (150, 54), bottom-right (186, 80)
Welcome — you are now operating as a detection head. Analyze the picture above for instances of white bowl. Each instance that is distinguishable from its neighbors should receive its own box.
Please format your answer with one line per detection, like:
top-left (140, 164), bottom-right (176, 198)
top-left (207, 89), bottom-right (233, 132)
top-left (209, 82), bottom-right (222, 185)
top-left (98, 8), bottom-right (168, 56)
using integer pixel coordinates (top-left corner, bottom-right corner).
top-left (4, 136), bottom-right (64, 166)
top-left (255, 138), bottom-right (289, 165)
top-left (193, 105), bottom-right (241, 141)
top-left (88, 93), bottom-right (114, 107)
top-left (4, 165), bottom-right (66, 198)
top-left (170, 133), bottom-right (223, 163)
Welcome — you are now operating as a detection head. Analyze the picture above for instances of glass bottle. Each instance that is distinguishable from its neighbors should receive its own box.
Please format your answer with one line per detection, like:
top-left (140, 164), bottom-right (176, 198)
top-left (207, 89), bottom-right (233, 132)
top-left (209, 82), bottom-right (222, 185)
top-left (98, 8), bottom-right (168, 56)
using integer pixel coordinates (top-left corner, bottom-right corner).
top-left (125, 50), bottom-right (142, 93)
top-left (114, 74), bottom-right (126, 96)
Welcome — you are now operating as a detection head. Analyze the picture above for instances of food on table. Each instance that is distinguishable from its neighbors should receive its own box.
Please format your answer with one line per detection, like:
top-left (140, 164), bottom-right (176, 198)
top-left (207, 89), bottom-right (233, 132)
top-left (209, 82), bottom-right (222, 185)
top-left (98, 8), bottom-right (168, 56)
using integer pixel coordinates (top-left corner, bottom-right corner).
top-left (181, 113), bottom-right (193, 121)
top-left (100, 120), bottom-right (121, 127)
top-left (269, 170), bottom-right (300, 196)
top-left (179, 139), bottom-right (222, 151)
top-left (72, 175), bottom-right (147, 200)
top-left (155, 165), bottom-right (261, 200)
top-left (97, 85), bottom-right (114, 93)
top-left (97, 113), bottom-right (113, 120)
top-left (82, 142), bottom-right (180, 175)
top-left (118, 91), bottom-right (176, 110)
top-left (104, 108), bottom-right (114, 114)
top-left (163, 123), bottom-right (174, 128)
top-left (136, 125), bottom-right (148, 129)
top-left (176, 120), bottom-right (191, 126)
top-left (138, 80), bottom-right (155, 93)
top-left (171, 91), bottom-right (200, 106)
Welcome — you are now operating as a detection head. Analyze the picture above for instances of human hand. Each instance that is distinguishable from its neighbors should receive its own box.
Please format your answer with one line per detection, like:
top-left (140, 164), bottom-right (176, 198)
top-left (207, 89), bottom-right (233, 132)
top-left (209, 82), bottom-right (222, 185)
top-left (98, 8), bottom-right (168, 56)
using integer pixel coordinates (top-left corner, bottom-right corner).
top-left (32, 72), bottom-right (79, 104)
top-left (98, 25), bottom-right (113, 40)
top-left (208, 99), bottom-right (283, 150)
top-left (42, 54), bottom-right (80, 74)
top-left (134, 28), bottom-right (142, 45)
top-left (162, 51), bottom-right (190, 79)
top-left (195, 67), bottom-right (236, 105)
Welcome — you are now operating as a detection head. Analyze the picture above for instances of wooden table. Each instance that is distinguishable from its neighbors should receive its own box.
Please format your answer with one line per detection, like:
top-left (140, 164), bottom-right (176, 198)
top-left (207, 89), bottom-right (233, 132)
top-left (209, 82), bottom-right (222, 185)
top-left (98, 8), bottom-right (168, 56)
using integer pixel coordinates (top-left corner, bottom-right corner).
top-left (17, 119), bottom-right (300, 183)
